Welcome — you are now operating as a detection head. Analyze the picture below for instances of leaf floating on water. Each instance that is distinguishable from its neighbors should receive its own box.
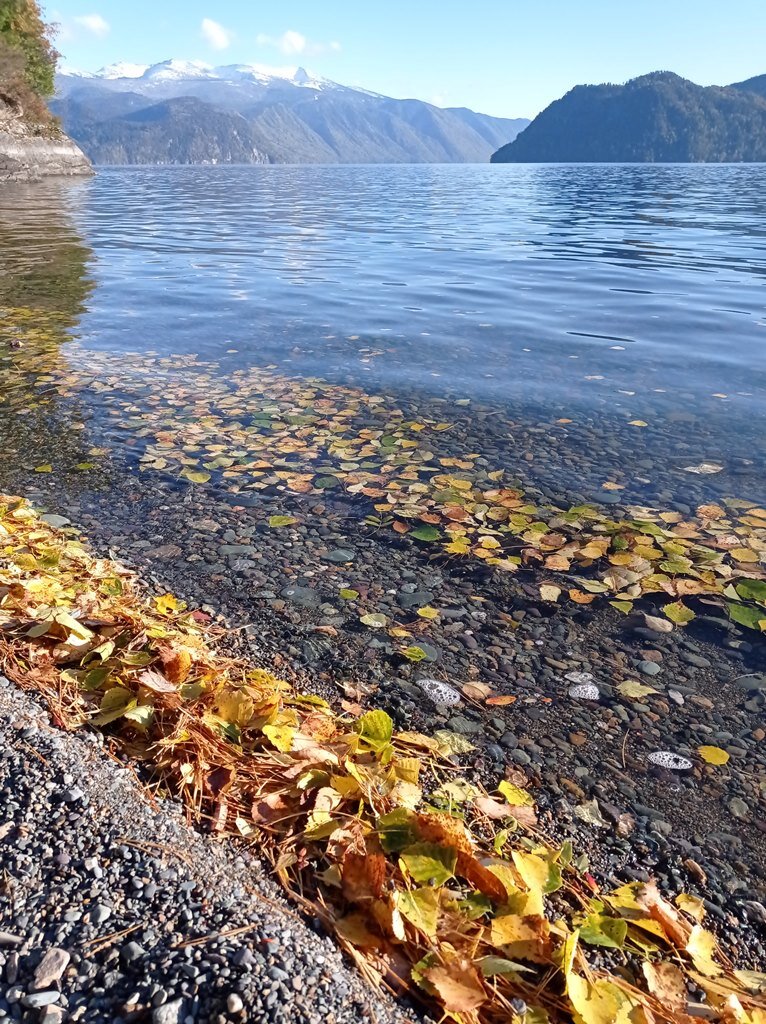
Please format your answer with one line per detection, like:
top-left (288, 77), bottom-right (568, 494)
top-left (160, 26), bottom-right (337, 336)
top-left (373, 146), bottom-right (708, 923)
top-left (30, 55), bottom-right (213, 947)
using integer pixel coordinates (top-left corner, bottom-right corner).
top-left (616, 680), bottom-right (656, 699)
top-left (659, 598), bottom-right (696, 622)
top-left (359, 612), bottom-right (388, 628)
top-left (402, 645), bottom-right (428, 662)
top-left (683, 462), bottom-right (724, 474)
top-left (411, 526), bottom-right (441, 542)
top-left (268, 515), bottom-right (297, 528)
top-left (698, 745), bottom-right (730, 766)
top-left (180, 468), bottom-right (211, 484)
top-left (416, 606), bottom-right (440, 620)
top-left (629, 420), bottom-right (648, 427)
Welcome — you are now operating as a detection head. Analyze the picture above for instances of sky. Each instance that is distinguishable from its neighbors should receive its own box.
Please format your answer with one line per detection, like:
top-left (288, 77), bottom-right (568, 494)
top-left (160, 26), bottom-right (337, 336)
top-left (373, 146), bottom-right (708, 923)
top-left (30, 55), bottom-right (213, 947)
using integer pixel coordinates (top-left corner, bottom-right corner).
top-left (48, 0), bottom-right (766, 119)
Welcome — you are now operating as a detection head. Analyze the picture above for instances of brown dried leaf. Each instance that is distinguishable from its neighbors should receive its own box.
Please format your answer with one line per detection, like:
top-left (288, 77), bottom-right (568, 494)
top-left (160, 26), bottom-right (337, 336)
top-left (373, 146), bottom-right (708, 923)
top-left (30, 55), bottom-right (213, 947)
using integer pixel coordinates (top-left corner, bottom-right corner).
top-left (642, 961), bottom-right (687, 1010)
top-left (424, 959), bottom-right (487, 1014)
top-left (138, 669), bottom-right (178, 694)
top-left (342, 849), bottom-right (387, 901)
top-left (158, 645), bottom-right (192, 684)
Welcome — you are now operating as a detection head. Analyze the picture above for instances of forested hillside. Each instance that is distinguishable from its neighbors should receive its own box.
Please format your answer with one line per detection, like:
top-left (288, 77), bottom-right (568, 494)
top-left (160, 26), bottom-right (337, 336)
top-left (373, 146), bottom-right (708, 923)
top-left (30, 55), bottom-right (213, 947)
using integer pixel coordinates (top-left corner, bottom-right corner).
top-left (0, 0), bottom-right (58, 123)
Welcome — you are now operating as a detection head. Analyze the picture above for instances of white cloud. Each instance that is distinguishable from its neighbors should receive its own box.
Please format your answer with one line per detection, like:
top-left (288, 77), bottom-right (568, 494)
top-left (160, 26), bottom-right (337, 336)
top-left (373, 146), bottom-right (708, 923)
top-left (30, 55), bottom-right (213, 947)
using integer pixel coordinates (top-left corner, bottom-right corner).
top-left (201, 17), bottom-right (233, 51)
top-left (256, 29), bottom-right (340, 57)
top-left (73, 13), bottom-right (110, 37)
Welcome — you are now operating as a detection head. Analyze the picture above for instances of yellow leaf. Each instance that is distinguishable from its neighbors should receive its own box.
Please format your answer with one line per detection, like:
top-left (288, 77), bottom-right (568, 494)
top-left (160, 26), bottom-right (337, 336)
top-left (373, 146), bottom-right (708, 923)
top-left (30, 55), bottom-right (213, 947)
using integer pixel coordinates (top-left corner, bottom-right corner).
top-left (664, 601), bottom-right (696, 624)
top-left (629, 420), bottom-right (648, 427)
top-left (498, 780), bottom-right (534, 807)
top-left (154, 593), bottom-right (187, 617)
top-left (568, 974), bottom-right (641, 1024)
top-left (416, 606), bottom-right (439, 620)
top-left (180, 468), bottom-right (211, 484)
top-left (490, 913), bottom-right (550, 962)
top-left (398, 887), bottom-right (439, 937)
top-left (686, 925), bottom-right (722, 977)
top-left (676, 892), bottom-right (706, 922)
top-left (34, 464), bottom-right (53, 473)
top-left (731, 547), bottom-right (759, 563)
top-left (698, 745), bottom-right (730, 766)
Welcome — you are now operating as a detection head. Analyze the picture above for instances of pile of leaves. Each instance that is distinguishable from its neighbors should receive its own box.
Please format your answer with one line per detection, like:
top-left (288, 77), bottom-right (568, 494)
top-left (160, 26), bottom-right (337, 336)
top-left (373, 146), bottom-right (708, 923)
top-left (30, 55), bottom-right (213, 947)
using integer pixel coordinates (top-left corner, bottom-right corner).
top-left (1, 495), bottom-right (765, 1024)
top-left (2, 311), bottom-right (765, 633)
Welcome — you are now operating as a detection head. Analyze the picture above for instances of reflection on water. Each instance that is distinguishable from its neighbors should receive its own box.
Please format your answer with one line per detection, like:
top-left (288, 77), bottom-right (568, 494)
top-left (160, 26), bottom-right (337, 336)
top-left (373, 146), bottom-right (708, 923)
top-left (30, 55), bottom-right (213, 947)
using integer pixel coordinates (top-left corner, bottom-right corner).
top-left (0, 164), bottom-right (764, 502)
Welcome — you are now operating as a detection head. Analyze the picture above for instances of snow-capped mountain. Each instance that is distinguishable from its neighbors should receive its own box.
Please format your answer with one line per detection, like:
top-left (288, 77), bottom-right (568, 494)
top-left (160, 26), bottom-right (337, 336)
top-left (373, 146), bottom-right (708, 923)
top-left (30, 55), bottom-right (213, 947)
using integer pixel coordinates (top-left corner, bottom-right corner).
top-left (53, 59), bottom-right (529, 165)
top-left (60, 59), bottom-right (335, 94)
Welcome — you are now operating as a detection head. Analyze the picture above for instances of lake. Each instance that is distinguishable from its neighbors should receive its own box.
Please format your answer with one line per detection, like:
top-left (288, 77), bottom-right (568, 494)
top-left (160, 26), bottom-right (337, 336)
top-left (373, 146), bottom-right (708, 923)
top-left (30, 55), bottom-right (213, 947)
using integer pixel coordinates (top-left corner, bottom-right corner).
top-left (1, 163), bottom-right (765, 506)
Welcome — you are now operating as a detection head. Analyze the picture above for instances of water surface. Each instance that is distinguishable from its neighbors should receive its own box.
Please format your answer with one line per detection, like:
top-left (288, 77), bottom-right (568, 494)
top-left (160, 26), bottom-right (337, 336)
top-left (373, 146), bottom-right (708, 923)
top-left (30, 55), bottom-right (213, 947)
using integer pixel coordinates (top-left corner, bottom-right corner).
top-left (1, 164), bottom-right (765, 503)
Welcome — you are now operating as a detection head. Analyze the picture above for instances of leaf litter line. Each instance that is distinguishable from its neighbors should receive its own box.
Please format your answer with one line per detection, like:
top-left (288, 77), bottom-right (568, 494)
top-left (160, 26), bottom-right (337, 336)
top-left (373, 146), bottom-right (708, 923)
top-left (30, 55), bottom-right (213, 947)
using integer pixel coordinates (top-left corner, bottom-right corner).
top-left (1, 495), bottom-right (765, 1024)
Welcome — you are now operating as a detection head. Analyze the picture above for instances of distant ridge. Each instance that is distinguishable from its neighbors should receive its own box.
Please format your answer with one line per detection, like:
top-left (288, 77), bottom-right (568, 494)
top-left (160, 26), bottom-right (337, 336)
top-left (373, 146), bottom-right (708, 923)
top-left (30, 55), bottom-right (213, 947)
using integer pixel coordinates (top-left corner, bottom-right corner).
top-left (491, 71), bottom-right (766, 163)
top-left (54, 60), bottom-right (529, 165)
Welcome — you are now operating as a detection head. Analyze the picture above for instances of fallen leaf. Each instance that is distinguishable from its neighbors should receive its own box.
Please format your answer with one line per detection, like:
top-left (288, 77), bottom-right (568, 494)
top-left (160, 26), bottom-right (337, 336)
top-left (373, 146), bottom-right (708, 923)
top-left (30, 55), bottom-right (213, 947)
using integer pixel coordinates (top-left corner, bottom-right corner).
top-left (698, 745), bottom-right (730, 766)
top-left (424, 960), bottom-right (487, 1014)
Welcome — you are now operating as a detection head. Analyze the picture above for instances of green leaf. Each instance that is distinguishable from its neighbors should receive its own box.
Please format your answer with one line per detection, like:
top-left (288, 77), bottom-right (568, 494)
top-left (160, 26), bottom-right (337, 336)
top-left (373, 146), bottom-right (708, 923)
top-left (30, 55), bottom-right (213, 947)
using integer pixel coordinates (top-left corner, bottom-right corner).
top-left (377, 808), bottom-right (417, 853)
top-left (400, 842), bottom-right (457, 885)
top-left (735, 579), bottom-right (766, 603)
top-left (402, 645), bottom-right (427, 662)
top-left (123, 705), bottom-right (154, 729)
top-left (315, 475), bottom-right (340, 489)
top-left (360, 612), bottom-right (388, 628)
top-left (339, 588), bottom-right (359, 600)
top-left (398, 887), bottom-right (439, 936)
top-left (663, 601), bottom-right (696, 625)
top-left (411, 526), bottom-right (441, 542)
top-left (91, 687), bottom-right (136, 725)
top-left (478, 956), bottom-right (536, 977)
top-left (268, 515), bottom-right (297, 528)
top-left (356, 709), bottom-right (393, 750)
top-left (610, 600), bottom-right (634, 614)
top-left (727, 602), bottom-right (766, 631)
top-left (34, 464), bottom-right (53, 473)
top-left (579, 914), bottom-right (628, 949)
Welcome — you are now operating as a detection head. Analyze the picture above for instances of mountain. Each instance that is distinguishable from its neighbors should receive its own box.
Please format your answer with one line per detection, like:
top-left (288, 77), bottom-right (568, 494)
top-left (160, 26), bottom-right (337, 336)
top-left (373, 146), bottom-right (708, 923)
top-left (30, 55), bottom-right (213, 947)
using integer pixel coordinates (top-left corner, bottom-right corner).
top-left (730, 74), bottom-right (766, 101)
top-left (53, 60), bottom-right (529, 165)
top-left (491, 71), bottom-right (766, 163)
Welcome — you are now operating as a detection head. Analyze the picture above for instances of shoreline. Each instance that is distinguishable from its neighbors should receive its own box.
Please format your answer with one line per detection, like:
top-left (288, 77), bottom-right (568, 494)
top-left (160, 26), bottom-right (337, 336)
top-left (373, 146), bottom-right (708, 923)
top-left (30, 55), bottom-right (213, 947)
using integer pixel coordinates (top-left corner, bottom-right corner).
top-left (1, 494), bottom-right (765, 1023)
top-left (0, 676), bottom-right (407, 1024)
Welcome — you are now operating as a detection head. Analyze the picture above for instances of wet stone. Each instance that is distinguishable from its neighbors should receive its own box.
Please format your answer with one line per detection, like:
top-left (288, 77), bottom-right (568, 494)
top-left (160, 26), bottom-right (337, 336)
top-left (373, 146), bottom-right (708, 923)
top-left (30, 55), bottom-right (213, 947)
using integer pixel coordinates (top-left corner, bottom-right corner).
top-left (281, 586), bottom-right (321, 608)
top-left (397, 590), bottom-right (435, 610)
top-left (323, 548), bottom-right (356, 563)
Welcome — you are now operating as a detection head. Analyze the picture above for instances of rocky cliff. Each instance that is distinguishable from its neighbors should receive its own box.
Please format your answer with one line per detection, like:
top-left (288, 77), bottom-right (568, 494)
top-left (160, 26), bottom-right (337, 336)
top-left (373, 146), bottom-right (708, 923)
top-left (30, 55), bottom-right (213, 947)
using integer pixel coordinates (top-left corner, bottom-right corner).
top-left (0, 99), bottom-right (93, 181)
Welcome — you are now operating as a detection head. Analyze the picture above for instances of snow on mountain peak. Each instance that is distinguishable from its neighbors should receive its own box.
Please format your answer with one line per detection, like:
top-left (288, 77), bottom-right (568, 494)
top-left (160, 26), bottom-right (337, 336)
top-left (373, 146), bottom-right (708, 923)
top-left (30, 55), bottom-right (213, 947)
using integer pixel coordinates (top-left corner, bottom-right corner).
top-left (97, 62), bottom-right (151, 80)
top-left (65, 59), bottom-right (331, 90)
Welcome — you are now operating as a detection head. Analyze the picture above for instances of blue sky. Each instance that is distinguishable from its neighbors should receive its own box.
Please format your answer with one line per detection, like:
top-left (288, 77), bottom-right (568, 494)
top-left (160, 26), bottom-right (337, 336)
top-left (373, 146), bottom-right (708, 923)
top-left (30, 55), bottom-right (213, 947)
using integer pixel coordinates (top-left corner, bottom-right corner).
top-left (48, 0), bottom-right (766, 118)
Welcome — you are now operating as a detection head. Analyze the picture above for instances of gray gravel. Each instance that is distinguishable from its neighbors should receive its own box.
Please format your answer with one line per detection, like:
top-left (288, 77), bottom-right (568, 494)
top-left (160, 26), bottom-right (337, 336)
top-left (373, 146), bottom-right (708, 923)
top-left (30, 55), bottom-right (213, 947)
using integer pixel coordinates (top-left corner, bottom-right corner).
top-left (0, 677), bottom-right (409, 1024)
